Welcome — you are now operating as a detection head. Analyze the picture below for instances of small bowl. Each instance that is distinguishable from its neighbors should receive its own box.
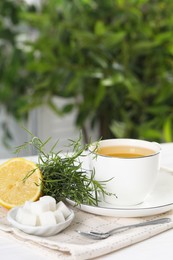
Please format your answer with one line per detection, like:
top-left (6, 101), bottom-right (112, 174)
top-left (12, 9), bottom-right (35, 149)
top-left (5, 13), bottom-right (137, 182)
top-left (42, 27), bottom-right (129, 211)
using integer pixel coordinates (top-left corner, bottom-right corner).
top-left (7, 206), bottom-right (74, 237)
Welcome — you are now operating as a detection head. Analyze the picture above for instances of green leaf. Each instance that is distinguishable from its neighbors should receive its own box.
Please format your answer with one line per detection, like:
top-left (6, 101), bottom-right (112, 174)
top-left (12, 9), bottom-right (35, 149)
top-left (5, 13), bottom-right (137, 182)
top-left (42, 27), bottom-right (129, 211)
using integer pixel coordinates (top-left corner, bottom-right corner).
top-left (163, 117), bottom-right (173, 142)
top-left (94, 84), bottom-right (106, 107)
top-left (103, 31), bottom-right (126, 47)
top-left (110, 121), bottom-right (126, 138)
top-left (133, 41), bottom-right (159, 51)
top-left (94, 20), bottom-right (106, 36)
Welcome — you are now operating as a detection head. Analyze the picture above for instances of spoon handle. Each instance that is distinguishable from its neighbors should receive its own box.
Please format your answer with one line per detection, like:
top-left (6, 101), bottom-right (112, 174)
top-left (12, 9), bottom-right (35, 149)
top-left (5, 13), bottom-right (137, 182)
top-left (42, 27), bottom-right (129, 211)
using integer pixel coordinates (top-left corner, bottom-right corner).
top-left (91, 218), bottom-right (171, 236)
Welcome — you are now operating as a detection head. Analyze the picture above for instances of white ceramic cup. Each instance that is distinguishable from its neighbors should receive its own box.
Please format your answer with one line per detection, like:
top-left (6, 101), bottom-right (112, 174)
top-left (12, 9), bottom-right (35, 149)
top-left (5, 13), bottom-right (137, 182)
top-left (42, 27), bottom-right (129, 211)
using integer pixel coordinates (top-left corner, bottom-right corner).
top-left (89, 139), bottom-right (161, 206)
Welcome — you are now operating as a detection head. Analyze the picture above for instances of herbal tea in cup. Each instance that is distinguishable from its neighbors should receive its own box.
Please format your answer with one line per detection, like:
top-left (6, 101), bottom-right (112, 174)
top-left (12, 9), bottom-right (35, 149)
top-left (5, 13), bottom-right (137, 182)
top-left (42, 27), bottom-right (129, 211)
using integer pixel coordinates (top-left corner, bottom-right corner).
top-left (89, 139), bottom-right (161, 206)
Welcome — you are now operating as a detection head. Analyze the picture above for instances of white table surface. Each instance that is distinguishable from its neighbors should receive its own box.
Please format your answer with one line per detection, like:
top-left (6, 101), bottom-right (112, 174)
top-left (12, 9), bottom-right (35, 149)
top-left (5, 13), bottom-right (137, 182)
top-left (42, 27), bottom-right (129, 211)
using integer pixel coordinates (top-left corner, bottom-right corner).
top-left (1, 143), bottom-right (173, 260)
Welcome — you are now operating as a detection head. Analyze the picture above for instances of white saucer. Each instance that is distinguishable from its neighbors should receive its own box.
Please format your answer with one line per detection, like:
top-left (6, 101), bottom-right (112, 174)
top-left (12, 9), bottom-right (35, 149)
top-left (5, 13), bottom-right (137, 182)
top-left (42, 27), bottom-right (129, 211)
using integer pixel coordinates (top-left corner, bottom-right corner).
top-left (67, 170), bottom-right (173, 218)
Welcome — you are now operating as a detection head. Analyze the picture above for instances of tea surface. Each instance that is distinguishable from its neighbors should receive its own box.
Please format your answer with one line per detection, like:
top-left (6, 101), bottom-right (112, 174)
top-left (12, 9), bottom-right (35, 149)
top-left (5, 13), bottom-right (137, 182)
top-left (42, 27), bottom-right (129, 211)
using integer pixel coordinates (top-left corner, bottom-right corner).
top-left (96, 145), bottom-right (155, 158)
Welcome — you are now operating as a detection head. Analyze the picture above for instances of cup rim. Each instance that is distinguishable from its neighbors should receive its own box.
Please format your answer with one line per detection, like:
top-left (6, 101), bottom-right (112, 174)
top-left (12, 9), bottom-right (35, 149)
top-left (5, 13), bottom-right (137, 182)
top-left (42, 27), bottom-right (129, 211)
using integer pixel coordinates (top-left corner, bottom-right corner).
top-left (89, 138), bottom-right (161, 159)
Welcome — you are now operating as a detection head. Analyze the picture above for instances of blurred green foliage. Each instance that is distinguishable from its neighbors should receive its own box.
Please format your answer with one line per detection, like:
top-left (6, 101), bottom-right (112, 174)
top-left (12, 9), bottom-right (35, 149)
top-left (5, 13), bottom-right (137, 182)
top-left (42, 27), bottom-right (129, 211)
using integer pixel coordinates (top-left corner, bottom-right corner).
top-left (1, 0), bottom-right (173, 142)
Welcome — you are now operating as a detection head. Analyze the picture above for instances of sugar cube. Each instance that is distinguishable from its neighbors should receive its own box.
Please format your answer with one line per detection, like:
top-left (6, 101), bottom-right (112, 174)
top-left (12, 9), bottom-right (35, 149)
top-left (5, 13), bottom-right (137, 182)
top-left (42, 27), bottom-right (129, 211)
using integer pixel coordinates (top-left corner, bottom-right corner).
top-left (23, 201), bottom-right (32, 211)
top-left (56, 201), bottom-right (71, 219)
top-left (30, 200), bottom-right (50, 215)
top-left (16, 208), bottom-right (37, 226)
top-left (39, 211), bottom-right (57, 226)
top-left (39, 196), bottom-right (56, 211)
top-left (54, 210), bottom-right (65, 223)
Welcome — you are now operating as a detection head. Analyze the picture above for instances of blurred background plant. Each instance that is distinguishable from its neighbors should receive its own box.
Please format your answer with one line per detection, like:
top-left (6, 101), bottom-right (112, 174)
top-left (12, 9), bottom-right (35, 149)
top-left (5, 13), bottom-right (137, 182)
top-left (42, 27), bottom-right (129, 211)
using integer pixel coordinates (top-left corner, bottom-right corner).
top-left (1, 0), bottom-right (173, 150)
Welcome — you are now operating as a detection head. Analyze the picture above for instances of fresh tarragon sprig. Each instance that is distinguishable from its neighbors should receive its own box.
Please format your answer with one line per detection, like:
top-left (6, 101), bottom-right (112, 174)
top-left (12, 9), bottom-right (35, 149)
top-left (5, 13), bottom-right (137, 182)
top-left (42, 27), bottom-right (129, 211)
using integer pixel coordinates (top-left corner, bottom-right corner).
top-left (15, 129), bottom-right (113, 206)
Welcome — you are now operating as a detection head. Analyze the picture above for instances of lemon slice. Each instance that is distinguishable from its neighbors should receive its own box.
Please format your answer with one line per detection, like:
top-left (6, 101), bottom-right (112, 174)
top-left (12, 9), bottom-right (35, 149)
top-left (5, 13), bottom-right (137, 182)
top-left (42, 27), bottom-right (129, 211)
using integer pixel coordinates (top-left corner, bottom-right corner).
top-left (0, 158), bottom-right (42, 209)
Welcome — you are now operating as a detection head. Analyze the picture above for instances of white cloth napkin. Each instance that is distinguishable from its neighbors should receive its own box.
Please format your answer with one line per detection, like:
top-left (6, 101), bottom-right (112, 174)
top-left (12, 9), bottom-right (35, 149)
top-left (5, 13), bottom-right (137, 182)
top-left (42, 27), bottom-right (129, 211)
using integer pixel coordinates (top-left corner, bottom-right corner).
top-left (0, 205), bottom-right (173, 260)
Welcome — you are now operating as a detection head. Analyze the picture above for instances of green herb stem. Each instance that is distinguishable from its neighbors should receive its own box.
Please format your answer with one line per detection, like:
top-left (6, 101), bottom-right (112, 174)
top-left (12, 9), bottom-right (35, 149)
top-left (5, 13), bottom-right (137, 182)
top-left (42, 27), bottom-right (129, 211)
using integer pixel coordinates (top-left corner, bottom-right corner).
top-left (16, 130), bottom-right (114, 205)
